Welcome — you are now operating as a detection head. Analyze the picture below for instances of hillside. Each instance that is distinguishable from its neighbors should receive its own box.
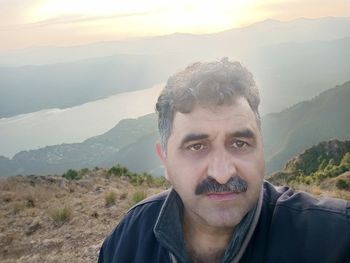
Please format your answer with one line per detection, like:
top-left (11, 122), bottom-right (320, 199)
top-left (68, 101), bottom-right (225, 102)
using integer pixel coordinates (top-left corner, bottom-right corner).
top-left (0, 114), bottom-right (158, 176)
top-left (1, 149), bottom-right (349, 262)
top-left (263, 80), bottom-right (350, 173)
top-left (1, 80), bottom-right (349, 177)
top-left (0, 167), bottom-right (168, 263)
top-left (268, 139), bottom-right (350, 199)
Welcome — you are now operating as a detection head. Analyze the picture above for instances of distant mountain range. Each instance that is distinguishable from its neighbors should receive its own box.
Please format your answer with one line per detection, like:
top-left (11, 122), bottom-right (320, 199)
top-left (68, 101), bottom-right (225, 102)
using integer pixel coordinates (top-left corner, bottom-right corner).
top-left (2, 17), bottom-right (350, 66)
top-left (1, 17), bottom-right (350, 117)
top-left (1, 81), bottom-right (349, 177)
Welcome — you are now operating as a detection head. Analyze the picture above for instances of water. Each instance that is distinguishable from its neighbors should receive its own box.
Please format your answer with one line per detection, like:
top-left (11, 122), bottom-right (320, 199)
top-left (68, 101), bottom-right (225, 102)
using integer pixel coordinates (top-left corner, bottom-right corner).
top-left (0, 84), bottom-right (163, 158)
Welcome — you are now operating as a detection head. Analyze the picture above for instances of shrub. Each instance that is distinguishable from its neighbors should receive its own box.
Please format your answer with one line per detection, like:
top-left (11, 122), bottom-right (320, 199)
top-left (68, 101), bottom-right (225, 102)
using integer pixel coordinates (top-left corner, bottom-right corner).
top-left (63, 169), bottom-right (82, 180)
top-left (132, 190), bottom-right (147, 205)
top-left (80, 168), bottom-right (90, 175)
top-left (105, 191), bottom-right (117, 207)
top-left (49, 206), bottom-right (72, 226)
top-left (336, 179), bottom-right (349, 190)
top-left (129, 173), bottom-right (145, 186)
top-left (107, 164), bottom-right (129, 177)
top-left (146, 175), bottom-right (168, 187)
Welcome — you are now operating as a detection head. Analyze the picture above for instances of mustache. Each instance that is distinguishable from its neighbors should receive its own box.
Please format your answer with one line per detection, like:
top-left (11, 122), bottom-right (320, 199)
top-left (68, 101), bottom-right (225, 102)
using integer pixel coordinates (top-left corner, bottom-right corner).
top-left (195, 176), bottom-right (248, 195)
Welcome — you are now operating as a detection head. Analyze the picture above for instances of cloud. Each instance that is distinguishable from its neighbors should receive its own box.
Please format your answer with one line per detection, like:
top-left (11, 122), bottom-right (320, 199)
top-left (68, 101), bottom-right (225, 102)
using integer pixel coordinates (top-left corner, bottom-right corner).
top-left (29, 9), bottom-right (159, 27)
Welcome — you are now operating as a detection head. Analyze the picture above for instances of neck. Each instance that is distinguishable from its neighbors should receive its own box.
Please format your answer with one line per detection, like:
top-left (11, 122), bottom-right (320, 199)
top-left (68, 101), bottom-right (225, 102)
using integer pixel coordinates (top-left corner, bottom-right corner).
top-left (183, 210), bottom-right (235, 263)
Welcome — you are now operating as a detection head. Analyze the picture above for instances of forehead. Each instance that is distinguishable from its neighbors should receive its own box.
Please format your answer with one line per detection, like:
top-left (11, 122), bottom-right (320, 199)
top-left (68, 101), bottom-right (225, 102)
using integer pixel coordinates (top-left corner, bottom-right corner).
top-left (170, 97), bottom-right (259, 140)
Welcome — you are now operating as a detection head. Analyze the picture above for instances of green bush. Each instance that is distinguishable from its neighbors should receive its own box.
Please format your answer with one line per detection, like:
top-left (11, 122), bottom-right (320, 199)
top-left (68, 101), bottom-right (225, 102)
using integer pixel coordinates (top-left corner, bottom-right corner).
top-left (336, 179), bottom-right (349, 190)
top-left (63, 169), bottom-right (82, 180)
top-left (80, 168), bottom-right (90, 175)
top-left (107, 164), bottom-right (130, 177)
top-left (107, 164), bottom-right (168, 187)
top-left (129, 173), bottom-right (145, 186)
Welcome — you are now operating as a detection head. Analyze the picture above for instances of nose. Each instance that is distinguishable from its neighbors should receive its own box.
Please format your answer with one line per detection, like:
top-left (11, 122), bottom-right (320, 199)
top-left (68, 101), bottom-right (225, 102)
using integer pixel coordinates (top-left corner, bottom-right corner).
top-left (207, 149), bottom-right (237, 185)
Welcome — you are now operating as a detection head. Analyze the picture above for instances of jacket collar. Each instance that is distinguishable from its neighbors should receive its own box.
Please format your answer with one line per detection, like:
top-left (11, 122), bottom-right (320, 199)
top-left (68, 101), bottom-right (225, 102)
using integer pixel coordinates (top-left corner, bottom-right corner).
top-left (154, 187), bottom-right (263, 263)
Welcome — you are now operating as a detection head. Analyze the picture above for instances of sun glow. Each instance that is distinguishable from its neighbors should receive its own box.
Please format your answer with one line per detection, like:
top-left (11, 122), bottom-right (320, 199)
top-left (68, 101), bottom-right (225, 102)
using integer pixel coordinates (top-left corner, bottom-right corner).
top-left (30, 0), bottom-right (261, 34)
top-left (2, 0), bottom-right (349, 50)
top-left (33, 0), bottom-right (163, 18)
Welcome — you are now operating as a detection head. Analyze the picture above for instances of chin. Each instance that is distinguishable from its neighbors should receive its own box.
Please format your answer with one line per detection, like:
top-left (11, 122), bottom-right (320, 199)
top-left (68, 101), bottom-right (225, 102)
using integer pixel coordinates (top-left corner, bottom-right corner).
top-left (202, 209), bottom-right (245, 228)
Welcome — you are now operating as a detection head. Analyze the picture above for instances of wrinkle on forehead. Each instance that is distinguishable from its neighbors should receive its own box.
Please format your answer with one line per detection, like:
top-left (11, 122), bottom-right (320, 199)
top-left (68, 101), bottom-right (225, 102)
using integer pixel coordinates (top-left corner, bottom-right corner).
top-left (175, 97), bottom-right (255, 123)
top-left (170, 98), bottom-right (260, 144)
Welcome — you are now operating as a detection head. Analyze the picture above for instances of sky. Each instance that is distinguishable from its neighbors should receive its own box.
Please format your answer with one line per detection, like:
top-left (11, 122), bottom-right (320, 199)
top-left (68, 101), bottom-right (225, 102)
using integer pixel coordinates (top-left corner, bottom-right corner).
top-left (0, 0), bottom-right (349, 51)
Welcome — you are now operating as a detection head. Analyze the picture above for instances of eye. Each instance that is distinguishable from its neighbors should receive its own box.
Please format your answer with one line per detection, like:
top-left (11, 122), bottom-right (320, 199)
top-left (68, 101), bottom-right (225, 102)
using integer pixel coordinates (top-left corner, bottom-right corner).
top-left (188, 143), bottom-right (206, 151)
top-left (231, 140), bottom-right (248, 149)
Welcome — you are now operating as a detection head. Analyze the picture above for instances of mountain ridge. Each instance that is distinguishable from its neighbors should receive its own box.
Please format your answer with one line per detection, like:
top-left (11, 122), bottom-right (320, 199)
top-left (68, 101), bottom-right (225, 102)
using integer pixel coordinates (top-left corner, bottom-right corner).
top-left (267, 139), bottom-right (350, 195)
top-left (1, 81), bottom-right (349, 177)
top-left (1, 16), bottom-right (350, 117)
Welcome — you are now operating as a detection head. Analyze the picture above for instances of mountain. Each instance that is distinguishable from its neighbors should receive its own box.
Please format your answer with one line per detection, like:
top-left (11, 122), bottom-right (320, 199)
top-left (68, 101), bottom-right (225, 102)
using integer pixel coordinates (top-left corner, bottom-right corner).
top-left (0, 81), bottom-right (349, 177)
top-left (263, 80), bottom-right (350, 173)
top-left (0, 54), bottom-right (186, 118)
top-left (0, 114), bottom-right (159, 176)
top-left (267, 139), bottom-right (350, 193)
top-left (1, 17), bottom-right (350, 67)
top-left (1, 17), bottom-right (350, 117)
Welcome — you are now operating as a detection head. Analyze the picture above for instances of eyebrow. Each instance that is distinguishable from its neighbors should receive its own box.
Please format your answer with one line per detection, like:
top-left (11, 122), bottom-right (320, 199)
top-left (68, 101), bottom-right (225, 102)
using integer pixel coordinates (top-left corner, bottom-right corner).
top-left (230, 129), bottom-right (256, 139)
top-left (180, 133), bottom-right (209, 145)
top-left (180, 128), bottom-right (256, 146)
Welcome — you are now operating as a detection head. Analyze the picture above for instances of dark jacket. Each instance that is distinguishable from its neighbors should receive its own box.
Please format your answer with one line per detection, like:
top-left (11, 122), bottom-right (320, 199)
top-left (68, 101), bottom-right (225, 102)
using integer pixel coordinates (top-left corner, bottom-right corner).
top-left (98, 182), bottom-right (350, 263)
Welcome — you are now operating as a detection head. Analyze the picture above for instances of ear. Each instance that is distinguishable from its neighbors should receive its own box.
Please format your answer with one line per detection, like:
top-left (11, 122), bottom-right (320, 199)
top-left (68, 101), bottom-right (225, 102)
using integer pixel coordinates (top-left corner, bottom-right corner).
top-left (155, 143), bottom-right (169, 180)
top-left (156, 143), bottom-right (166, 164)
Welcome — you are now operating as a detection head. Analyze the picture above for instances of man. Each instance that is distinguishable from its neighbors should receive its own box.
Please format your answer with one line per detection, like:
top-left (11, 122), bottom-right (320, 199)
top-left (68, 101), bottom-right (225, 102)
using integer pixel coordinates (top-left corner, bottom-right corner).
top-left (98, 58), bottom-right (350, 263)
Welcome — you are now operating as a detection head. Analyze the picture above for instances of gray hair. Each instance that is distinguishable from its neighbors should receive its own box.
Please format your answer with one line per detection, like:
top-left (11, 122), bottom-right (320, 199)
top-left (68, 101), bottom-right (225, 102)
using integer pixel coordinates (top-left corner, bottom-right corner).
top-left (155, 58), bottom-right (260, 152)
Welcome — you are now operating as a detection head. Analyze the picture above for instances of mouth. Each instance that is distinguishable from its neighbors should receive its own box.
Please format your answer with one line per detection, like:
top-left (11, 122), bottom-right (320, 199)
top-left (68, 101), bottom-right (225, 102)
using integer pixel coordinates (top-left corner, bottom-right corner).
top-left (206, 192), bottom-right (240, 201)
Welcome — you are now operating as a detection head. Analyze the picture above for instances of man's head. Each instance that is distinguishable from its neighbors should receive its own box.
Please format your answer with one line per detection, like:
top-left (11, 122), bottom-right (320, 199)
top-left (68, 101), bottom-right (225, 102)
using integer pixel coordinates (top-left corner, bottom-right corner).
top-left (156, 57), bottom-right (260, 153)
top-left (155, 58), bottom-right (265, 230)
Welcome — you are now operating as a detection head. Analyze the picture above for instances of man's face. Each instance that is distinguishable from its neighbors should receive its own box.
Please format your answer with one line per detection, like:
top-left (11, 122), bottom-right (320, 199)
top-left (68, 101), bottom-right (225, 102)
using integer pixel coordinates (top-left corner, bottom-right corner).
top-left (158, 97), bottom-right (265, 229)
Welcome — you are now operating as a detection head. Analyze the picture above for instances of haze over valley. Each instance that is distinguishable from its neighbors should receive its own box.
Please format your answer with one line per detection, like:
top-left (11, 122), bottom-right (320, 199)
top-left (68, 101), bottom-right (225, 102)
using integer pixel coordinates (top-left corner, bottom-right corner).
top-left (0, 16), bottom-right (349, 177)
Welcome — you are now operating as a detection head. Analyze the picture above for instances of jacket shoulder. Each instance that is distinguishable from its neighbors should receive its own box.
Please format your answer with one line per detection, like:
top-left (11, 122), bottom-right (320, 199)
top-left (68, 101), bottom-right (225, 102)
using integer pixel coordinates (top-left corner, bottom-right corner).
top-left (98, 189), bottom-right (171, 263)
top-left (260, 181), bottom-right (350, 262)
top-left (263, 181), bottom-right (350, 215)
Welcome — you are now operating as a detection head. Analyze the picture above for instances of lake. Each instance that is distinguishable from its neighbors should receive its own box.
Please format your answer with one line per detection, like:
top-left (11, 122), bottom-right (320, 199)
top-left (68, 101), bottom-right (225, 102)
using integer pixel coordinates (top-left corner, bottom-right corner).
top-left (0, 84), bottom-right (163, 158)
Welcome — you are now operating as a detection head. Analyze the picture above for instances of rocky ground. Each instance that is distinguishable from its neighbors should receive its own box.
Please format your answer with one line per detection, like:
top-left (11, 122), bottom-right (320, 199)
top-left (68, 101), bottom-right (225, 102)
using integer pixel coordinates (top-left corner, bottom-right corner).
top-left (0, 170), bottom-right (167, 262)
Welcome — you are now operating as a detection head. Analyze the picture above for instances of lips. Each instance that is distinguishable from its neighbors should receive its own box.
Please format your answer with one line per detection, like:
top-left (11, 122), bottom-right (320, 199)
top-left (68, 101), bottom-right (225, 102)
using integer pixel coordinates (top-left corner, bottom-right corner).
top-left (206, 191), bottom-right (239, 201)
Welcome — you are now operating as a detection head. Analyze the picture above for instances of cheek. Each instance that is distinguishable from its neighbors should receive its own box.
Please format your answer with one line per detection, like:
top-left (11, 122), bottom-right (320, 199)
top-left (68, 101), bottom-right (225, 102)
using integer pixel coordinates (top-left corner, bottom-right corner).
top-left (166, 162), bottom-right (203, 193)
top-left (238, 155), bottom-right (265, 181)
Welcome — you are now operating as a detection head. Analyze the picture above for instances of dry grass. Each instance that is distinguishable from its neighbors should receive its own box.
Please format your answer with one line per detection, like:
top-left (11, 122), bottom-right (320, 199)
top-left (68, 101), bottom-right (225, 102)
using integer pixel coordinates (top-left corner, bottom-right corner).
top-left (132, 190), bottom-right (147, 205)
top-left (0, 172), bottom-right (167, 263)
top-left (104, 191), bottom-right (117, 207)
top-left (49, 206), bottom-right (72, 226)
